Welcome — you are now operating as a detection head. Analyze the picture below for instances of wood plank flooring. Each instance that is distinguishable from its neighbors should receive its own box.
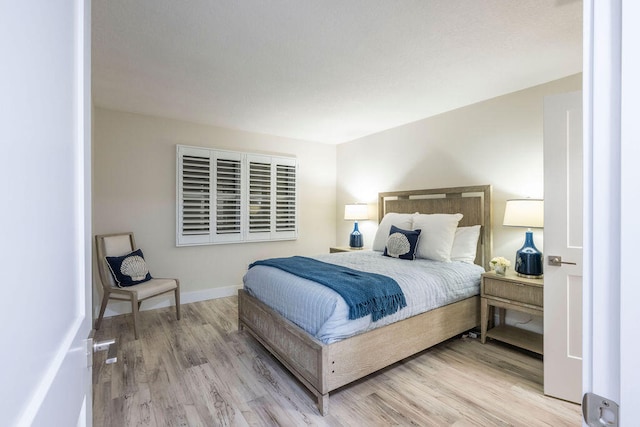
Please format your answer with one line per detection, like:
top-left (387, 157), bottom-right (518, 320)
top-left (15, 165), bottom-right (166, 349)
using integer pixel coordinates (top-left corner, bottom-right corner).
top-left (93, 296), bottom-right (581, 426)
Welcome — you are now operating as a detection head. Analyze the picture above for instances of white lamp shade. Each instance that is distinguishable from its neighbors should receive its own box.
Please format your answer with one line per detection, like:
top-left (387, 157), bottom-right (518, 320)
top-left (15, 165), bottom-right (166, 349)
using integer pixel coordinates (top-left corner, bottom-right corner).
top-left (503, 199), bottom-right (544, 228)
top-left (344, 204), bottom-right (368, 221)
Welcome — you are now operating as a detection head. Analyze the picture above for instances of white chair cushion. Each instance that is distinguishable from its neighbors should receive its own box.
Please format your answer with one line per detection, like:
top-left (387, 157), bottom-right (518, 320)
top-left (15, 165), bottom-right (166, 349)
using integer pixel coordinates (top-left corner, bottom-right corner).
top-left (119, 278), bottom-right (178, 300)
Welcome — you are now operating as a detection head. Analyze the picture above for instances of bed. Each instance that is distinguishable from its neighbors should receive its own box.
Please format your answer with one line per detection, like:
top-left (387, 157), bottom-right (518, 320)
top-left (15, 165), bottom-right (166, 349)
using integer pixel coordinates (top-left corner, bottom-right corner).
top-left (238, 185), bottom-right (492, 415)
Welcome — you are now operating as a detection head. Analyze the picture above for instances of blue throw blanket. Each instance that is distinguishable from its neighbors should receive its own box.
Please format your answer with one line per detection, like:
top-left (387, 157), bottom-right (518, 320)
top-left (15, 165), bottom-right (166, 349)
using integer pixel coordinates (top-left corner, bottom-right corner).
top-left (249, 256), bottom-right (407, 321)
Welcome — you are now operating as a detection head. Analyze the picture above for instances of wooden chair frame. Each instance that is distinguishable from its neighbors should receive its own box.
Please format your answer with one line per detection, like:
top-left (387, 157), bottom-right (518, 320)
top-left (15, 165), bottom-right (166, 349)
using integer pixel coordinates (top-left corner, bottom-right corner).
top-left (95, 232), bottom-right (181, 339)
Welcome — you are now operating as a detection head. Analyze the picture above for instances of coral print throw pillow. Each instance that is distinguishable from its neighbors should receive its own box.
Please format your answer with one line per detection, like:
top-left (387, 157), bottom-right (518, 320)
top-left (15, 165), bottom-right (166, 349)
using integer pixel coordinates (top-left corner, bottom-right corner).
top-left (105, 249), bottom-right (153, 287)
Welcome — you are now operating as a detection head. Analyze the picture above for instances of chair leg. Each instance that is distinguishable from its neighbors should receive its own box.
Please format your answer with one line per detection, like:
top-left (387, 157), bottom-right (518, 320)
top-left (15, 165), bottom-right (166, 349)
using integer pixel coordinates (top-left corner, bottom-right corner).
top-left (131, 295), bottom-right (140, 340)
top-left (95, 292), bottom-right (110, 330)
top-left (175, 288), bottom-right (181, 320)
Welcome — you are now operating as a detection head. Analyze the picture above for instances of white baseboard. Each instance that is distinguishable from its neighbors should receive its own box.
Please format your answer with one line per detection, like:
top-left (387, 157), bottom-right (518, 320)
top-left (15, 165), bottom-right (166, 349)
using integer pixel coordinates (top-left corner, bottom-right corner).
top-left (99, 284), bottom-right (242, 318)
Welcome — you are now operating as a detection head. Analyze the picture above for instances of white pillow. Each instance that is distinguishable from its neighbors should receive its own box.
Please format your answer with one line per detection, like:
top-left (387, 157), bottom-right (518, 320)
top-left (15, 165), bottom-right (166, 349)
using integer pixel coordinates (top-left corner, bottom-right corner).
top-left (450, 225), bottom-right (481, 264)
top-left (411, 213), bottom-right (463, 262)
top-left (372, 213), bottom-right (414, 251)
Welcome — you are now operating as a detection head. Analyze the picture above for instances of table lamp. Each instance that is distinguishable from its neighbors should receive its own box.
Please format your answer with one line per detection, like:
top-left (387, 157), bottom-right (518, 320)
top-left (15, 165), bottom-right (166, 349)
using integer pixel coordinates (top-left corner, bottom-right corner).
top-left (344, 203), bottom-right (368, 248)
top-left (503, 199), bottom-right (544, 278)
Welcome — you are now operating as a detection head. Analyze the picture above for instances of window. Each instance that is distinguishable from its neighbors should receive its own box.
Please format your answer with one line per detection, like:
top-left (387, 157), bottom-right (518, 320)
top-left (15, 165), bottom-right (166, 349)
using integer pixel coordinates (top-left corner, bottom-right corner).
top-left (176, 145), bottom-right (297, 246)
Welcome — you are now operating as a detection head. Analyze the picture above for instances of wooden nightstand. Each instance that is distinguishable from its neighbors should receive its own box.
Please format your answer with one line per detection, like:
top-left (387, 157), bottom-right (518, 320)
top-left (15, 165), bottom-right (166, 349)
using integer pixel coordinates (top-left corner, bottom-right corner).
top-left (329, 246), bottom-right (364, 253)
top-left (480, 271), bottom-right (544, 354)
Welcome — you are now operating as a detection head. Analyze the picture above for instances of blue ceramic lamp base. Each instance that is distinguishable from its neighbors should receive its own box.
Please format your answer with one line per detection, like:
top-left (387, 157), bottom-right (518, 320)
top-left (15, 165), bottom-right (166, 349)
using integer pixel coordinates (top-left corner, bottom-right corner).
top-left (515, 230), bottom-right (543, 279)
top-left (349, 221), bottom-right (363, 248)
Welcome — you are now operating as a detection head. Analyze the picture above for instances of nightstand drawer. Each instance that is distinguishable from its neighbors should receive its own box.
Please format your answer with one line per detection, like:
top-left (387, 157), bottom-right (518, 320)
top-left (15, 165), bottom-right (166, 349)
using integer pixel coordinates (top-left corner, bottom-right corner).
top-left (483, 278), bottom-right (543, 307)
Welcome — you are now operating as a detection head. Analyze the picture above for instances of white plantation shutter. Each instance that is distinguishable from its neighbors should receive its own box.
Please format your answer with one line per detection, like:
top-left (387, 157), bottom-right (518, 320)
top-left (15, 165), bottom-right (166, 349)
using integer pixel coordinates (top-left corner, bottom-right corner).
top-left (177, 146), bottom-right (211, 245)
top-left (214, 153), bottom-right (243, 242)
top-left (275, 158), bottom-right (297, 238)
top-left (176, 145), bottom-right (297, 246)
top-left (248, 157), bottom-right (272, 236)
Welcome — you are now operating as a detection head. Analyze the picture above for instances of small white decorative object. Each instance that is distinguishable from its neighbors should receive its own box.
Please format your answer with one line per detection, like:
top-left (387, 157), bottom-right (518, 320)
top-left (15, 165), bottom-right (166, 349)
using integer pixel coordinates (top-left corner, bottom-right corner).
top-left (490, 256), bottom-right (511, 276)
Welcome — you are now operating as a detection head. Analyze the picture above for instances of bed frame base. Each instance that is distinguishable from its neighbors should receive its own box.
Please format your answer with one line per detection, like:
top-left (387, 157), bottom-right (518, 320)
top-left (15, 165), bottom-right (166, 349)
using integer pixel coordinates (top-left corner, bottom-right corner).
top-left (238, 185), bottom-right (490, 415)
top-left (238, 289), bottom-right (480, 415)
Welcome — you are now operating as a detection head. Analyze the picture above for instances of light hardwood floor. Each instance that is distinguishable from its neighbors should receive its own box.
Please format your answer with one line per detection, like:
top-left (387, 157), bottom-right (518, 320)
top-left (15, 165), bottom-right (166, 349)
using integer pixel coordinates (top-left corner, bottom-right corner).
top-left (93, 297), bottom-right (581, 426)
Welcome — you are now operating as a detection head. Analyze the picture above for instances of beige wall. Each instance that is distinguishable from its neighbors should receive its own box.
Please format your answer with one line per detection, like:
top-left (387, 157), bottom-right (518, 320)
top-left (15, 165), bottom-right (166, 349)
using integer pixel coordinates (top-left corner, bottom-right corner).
top-left (93, 108), bottom-right (336, 315)
top-left (94, 74), bottom-right (581, 318)
top-left (337, 74), bottom-right (582, 265)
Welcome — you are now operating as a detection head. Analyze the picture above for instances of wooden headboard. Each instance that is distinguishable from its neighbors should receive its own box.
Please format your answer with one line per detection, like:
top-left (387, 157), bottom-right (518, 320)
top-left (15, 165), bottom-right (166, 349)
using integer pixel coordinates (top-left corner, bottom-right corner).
top-left (378, 185), bottom-right (492, 270)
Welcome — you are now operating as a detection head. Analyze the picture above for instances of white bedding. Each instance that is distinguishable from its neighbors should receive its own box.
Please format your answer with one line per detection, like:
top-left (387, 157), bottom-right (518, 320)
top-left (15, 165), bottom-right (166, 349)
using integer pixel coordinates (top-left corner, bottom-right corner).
top-left (242, 251), bottom-right (484, 344)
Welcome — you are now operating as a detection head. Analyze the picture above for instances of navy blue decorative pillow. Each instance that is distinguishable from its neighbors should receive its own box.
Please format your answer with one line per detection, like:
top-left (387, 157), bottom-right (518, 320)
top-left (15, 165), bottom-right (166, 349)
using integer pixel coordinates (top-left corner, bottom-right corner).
top-left (383, 225), bottom-right (421, 260)
top-left (105, 249), bottom-right (152, 287)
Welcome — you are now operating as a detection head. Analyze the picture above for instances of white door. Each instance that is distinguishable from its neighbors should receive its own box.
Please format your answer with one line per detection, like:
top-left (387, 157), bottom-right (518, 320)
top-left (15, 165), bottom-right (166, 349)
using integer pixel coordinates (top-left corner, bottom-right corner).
top-left (0, 1), bottom-right (93, 425)
top-left (582, 1), bottom-right (640, 424)
top-left (543, 91), bottom-right (583, 403)
top-left (619, 0), bottom-right (640, 418)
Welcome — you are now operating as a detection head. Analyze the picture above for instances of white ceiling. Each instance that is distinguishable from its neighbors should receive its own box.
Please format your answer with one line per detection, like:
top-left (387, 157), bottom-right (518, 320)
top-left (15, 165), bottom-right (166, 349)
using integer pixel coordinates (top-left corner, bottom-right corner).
top-left (92, 0), bottom-right (582, 144)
